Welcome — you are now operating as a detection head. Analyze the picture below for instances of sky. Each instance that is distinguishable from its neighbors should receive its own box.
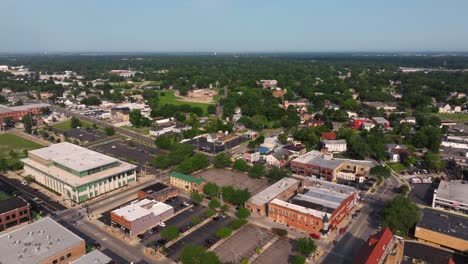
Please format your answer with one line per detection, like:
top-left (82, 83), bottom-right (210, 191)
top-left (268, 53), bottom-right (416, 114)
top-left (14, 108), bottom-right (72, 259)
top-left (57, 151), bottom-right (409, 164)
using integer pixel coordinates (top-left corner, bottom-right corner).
top-left (1, 0), bottom-right (468, 53)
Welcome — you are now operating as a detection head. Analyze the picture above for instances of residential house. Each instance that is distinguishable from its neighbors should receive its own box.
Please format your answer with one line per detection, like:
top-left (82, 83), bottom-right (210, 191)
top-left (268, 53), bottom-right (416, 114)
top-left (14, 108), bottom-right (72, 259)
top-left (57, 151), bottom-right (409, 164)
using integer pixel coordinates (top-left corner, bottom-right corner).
top-left (321, 132), bottom-right (337, 140)
top-left (371, 117), bottom-right (390, 128)
top-left (243, 150), bottom-right (261, 164)
top-left (386, 144), bottom-right (408, 163)
top-left (321, 139), bottom-right (347, 153)
top-left (437, 103), bottom-right (452, 113)
top-left (266, 149), bottom-right (293, 167)
top-left (399, 117), bottom-right (416, 124)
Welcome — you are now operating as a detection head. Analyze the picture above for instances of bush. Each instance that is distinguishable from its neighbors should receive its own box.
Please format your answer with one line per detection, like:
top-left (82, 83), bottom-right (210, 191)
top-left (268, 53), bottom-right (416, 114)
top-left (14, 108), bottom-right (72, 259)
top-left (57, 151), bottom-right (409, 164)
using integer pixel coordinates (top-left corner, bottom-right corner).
top-left (370, 165), bottom-right (391, 178)
top-left (230, 218), bottom-right (248, 230)
top-left (233, 159), bottom-right (250, 172)
top-left (161, 226), bottom-right (180, 241)
top-left (209, 198), bottom-right (221, 209)
top-left (215, 227), bottom-right (233, 239)
top-left (272, 228), bottom-right (288, 237)
top-left (191, 217), bottom-right (202, 225)
top-left (214, 153), bottom-right (232, 168)
top-left (203, 182), bottom-right (220, 197)
top-left (220, 204), bottom-right (229, 212)
top-left (236, 207), bottom-right (251, 219)
top-left (291, 255), bottom-right (306, 264)
top-left (205, 209), bottom-right (216, 218)
top-left (248, 164), bottom-right (265, 178)
top-left (180, 245), bottom-right (221, 264)
top-left (190, 192), bottom-right (203, 204)
top-left (400, 184), bottom-right (410, 196)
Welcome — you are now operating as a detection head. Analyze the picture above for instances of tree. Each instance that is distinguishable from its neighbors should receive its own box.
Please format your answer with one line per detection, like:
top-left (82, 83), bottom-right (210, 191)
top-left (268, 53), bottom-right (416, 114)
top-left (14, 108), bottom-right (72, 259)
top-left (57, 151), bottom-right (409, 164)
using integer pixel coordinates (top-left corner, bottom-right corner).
top-left (161, 226), bottom-right (180, 241)
top-left (278, 132), bottom-right (288, 144)
top-left (220, 204), bottom-right (229, 212)
top-left (155, 135), bottom-right (174, 150)
top-left (80, 96), bottom-right (101, 106)
top-left (205, 209), bottom-right (216, 218)
top-left (215, 227), bottom-right (233, 239)
top-left (191, 216), bottom-right (202, 225)
top-left (104, 126), bottom-right (115, 136)
top-left (271, 228), bottom-right (287, 236)
top-left (180, 245), bottom-right (222, 264)
top-left (370, 165), bottom-right (391, 178)
top-left (129, 109), bottom-right (143, 128)
top-left (22, 114), bottom-right (32, 134)
top-left (70, 117), bottom-right (82, 129)
top-left (400, 184), bottom-right (409, 196)
top-left (230, 218), bottom-right (248, 230)
top-left (424, 151), bottom-right (445, 171)
top-left (297, 237), bottom-right (317, 255)
top-left (203, 182), bottom-right (220, 197)
top-left (209, 198), bottom-right (221, 209)
top-left (236, 207), bottom-right (251, 219)
top-left (381, 195), bottom-right (420, 236)
top-left (248, 164), bottom-right (264, 178)
top-left (9, 150), bottom-right (18, 159)
top-left (207, 104), bottom-right (217, 115)
top-left (0, 158), bottom-right (8, 171)
top-left (40, 107), bottom-right (51, 115)
top-left (292, 255), bottom-right (306, 264)
top-left (266, 167), bottom-right (290, 182)
top-left (233, 159), bottom-right (249, 172)
top-left (190, 191), bottom-right (203, 204)
top-left (213, 153), bottom-right (231, 168)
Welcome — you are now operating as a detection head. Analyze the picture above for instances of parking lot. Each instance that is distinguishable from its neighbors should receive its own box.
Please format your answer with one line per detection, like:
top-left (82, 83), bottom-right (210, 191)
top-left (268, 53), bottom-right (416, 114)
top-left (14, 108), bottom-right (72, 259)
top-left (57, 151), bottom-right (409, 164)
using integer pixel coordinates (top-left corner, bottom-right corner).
top-left (91, 139), bottom-right (166, 174)
top-left (214, 224), bottom-right (276, 263)
top-left (193, 168), bottom-right (270, 195)
top-left (165, 215), bottom-right (232, 261)
top-left (253, 237), bottom-right (294, 264)
top-left (64, 127), bottom-right (109, 143)
top-left (185, 136), bottom-right (248, 154)
top-left (409, 182), bottom-right (438, 206)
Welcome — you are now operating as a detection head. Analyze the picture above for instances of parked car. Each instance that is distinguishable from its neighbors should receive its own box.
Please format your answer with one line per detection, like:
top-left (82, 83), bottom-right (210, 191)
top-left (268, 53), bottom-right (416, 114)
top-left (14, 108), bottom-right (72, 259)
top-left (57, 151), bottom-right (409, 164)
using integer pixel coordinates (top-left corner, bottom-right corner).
top-left (158, 222), bottom-right (166, 227)
top-left (310, 233), bottom-right (320, 239)
top-left (205, 239), bottom-right (216, 247)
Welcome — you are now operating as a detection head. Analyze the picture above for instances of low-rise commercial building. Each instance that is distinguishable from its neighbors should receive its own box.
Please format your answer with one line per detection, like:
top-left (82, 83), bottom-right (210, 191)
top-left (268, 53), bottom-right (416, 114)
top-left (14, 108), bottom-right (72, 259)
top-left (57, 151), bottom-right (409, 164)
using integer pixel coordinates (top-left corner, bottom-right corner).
top-left (0, 196), bottom-right (31, 231)
top-left (245, 177), bottom-right (299, 216)
top-left (70, 250), bottom-right (115, 264)
top-left (268, 178), bottom-right (358, 235)
top-left (353, 227), bottom-right (404, 264)
top-left (169, 171), bottom-right (205, 193)
top-left (432, 180), bottom-right (468, 216)
top-left (22, 142), bottom-right (137, 203)
top-left (415, 208), bottom-right (468, 253)
top-left (110, 198), bottom-right (174, 237)
top-left (290, 151), bottom-right (373, 182)
top-left (137, 182), bottom-right (178, 201)
top-left (243, 150), bottom-right (261, 164)
top-left (0, 103), bottom-right (50, 129)
top-left (321, 139), bottom-right (347, 153)
top-left (0, 217), bottom-right (86, 264)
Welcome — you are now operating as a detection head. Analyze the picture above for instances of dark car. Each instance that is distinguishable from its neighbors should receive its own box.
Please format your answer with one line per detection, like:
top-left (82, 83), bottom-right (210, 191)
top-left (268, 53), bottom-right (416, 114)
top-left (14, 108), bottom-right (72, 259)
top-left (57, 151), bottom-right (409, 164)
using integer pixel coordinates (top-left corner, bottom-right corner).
top-left (155, 238), bottom-right (167, 248)
top-left (205, 239), bottom-right (216, 247)
top-left (212, 216), bottom-right (219, 221)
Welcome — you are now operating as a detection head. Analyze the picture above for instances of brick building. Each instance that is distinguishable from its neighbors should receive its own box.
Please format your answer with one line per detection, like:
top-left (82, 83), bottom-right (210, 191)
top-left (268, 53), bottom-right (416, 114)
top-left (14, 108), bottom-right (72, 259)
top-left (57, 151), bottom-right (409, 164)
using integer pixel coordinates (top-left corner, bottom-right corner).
top-left (110, 198), bottom-right (174, 237)
top-left (169, 171), bottom-right (205, 193)
top-left (350, 117), bottom-right (374, 129)
top-left (245, 177), bottom-right (299, 216)
top-left (0, 196), bottom-right (31, 231)
top-left (0, 103), bottom-right (50, 129)
top-left (137, 182), bottom-right (178, 202)
top-left (0, 217), bottom-right (86, 264)
top-left (268, 178), bottom-right (358, 236)
top-left (353, 227), bottom-right (404, 264)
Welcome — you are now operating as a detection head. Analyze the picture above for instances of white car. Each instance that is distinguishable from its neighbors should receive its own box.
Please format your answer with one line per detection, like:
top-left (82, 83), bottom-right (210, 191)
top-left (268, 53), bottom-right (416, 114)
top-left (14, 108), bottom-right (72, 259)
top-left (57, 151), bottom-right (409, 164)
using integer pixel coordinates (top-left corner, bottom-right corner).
top-left (22, 181), bottom-right (27, 185)
top-left (158, 222), bottom-right (166, 227)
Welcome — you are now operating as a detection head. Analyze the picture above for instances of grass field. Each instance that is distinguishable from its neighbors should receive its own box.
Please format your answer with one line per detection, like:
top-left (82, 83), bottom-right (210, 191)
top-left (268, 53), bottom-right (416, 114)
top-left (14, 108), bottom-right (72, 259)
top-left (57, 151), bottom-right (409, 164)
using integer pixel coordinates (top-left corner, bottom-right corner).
top-left (52, 119), bottom-right (93, 131)
top-left (122, 125), bottom-right (150, 135)
top-left (158, 91), bottom-right (212, 114)
top-left (437, 113), bottom-right (468, 122)
top-left (388, 162), bottom-right (407, 172)
top-left (0, 134), bottom-right (43, 165)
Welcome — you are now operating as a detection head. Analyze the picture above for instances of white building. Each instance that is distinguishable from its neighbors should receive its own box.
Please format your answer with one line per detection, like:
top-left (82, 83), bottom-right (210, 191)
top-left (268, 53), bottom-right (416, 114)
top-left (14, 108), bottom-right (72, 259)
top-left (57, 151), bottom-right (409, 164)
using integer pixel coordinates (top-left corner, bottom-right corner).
top-left (432, 180), bottom-right (468, 216)
top-left (441, 136), bottom-right (468, 149)
top-left (22, 142), bottom-right (137, 203)
top-left (321, 139), bottom-right (347, 153)
top-left (0, 65), bottom-right (8, 72)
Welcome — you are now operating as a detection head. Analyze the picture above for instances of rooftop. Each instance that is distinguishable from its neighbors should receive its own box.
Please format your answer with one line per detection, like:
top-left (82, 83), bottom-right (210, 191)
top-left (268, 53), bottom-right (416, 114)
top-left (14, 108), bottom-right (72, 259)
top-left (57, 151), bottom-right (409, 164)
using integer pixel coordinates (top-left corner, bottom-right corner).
top-left (0, 196), bottom-right (29, 214)
top-left (140, 182), bottom-right (171, 194)
top-left (247, 177), bottom-right (298, 206)
top-left (28, 142), bottom-right (120, 173)
top-left (417, 208), bottom-right (468, 241)
top-left (353, 227), bottom-right (394, 264)
top-left (0, 103), bottom-right (50, 113)
top-left (170, 171), bottom-right (205, 184)
top-left (372, 117), bottom-right (389, 123)
top-left (270, 198), bottom-right (330, 219)
top-left (112, 199), bottom-right (173, 221)
top-left (292, 151), bottom-right (344, 170)
top-left (322, 139), bottom-right (347, 145)
top-left (435, 180), bottom-right (468, 205)
top-left (0, 217), bottom-right (84, 264)
top-left (70, 250), bottom-right (113, 264)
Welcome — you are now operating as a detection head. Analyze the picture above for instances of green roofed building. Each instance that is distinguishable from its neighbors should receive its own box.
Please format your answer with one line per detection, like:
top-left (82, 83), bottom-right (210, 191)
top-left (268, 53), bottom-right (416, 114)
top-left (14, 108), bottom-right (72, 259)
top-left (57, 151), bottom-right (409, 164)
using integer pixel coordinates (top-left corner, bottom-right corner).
top-left (22, 142), bottom-right (137, 203)
top-left (169, 171), bottom-right (205, 193)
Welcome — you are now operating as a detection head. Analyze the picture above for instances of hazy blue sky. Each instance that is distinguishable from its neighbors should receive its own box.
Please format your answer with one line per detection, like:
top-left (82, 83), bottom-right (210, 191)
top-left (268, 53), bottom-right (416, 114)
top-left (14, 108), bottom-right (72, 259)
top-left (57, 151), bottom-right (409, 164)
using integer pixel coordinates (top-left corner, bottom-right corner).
top-left (1, 0), bottom-right (467, 53)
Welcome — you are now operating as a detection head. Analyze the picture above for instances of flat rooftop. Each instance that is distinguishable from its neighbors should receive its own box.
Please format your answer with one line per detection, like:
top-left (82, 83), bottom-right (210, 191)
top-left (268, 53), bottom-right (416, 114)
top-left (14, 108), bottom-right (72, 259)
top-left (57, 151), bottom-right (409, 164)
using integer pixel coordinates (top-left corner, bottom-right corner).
top-left (270, 198), bottom-right (331, 219)
top-left (322, 139), bottom-right (346, 145)
top-left (0, 196), bottom-right (29, 214)
top-left (140, 182), bottom-right (171, 194)
top-left (304, 177), bottom-right (358, 195)
top-left (112, 199), bottom-right (173, 221)
top-left (0, 103), bottom-right (50, 113)
top-left (292, 151), bottom-right (344, 170)
top-left (435, 180), bottom-right (468, 205)
top-left (70, 250), bottom-right (113, 264)
top-left (29, 142), bottom-right (119, 173)
top-left (417, 208), bottom-right (468, 241)
top-left (0, 217), bottom-right (84, 264)
top-left (247, 177), bottom-right (298, 206)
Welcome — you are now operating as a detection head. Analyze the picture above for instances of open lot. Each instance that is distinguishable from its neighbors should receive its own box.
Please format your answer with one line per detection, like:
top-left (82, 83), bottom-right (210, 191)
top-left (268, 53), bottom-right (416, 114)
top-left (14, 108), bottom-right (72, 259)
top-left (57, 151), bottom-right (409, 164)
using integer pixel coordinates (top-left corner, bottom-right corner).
top-left (165, 215), bottom-right (232, 261)
top-left (0, 134), bottom-right (43, 165)
top-left (158, 90), bottom-right (212, 115)
top-left (253, 237), bottom-right (295, 264)
top-left (193, 168), bottom-right (270, 195)
top-left (214, 224), bottom-right (276, 263)
top-left (409, 182), bottom-right (438, 206)
top-left (52, 119), bottom-right (92, 131)
top-left (65, 127), bottom-right (109, 143)
top-left (91, 139), bottom-right (166, 174)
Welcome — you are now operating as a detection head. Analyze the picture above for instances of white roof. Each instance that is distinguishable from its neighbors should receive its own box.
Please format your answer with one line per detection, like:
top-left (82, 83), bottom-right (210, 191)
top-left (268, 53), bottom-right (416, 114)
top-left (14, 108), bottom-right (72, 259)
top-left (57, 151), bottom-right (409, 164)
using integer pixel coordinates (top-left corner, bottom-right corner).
top-left (247, 178), bottom-right (298, 206)
top-left (0, 217), bottom-right (84, 264)
top-left (70, 250), bottom-right (112, 264)
top-left (322, 139), bottom-right (347, 145)
top-left (436, 180), bottom-right (468, 205)
top-left (112, 199), bottom-right (173, 221)
top-left (9, 103), bottom-right (51, 111)
top-left (29, 142), bottom-right (119, 173)
top-left (270, 198), bottom-right (331, 219)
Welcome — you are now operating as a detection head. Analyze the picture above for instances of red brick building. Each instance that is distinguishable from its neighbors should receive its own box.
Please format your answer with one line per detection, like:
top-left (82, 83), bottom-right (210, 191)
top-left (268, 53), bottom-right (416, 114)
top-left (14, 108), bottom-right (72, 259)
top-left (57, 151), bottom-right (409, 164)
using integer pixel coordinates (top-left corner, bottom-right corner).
top-left (0, 103), bottom-right (50, 129)
top-left (137, 182), bottom-right (178, 202)
top-left (350, 117), bottom-right (374, 129)
top-left (353, 227), bottom-right (394, 264)
top-left (321, 131), bottom-right (337, 140)
top-left (0, 196), bottom-right (31, 231)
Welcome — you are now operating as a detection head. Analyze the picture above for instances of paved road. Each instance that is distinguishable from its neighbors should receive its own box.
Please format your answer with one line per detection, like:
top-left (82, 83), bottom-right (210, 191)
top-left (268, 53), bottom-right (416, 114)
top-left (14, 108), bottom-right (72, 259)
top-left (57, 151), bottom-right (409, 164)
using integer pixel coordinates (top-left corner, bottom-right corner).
top-left (53, 106), bottom-right (156, 145)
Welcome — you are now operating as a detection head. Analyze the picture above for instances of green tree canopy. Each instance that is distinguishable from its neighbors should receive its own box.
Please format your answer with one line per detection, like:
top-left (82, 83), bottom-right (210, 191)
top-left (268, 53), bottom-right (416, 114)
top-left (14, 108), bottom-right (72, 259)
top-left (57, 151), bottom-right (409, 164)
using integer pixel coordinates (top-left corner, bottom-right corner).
top-left (161, 225), bottom-right (180, 241)
top-left (233, 159), bottom-right (250, 172)
top-left (215, 227), bottom-right (233, 239)
top-left (381, 195), bottom-right (420, 236)
top-left (297, 237), bottom-right (317, 256)
top-left (213, 153), bottom-right (231, 168)
top-left (180, 245), bottom-right (221, 264)
top-left (203, 182), bottom-right (220, 197)
top-left (248, 164), bottom-right (265, 178)
top-left (235, 207), bottom-right (251, 219)
top-left (209, 198), bottom-right (221, 209)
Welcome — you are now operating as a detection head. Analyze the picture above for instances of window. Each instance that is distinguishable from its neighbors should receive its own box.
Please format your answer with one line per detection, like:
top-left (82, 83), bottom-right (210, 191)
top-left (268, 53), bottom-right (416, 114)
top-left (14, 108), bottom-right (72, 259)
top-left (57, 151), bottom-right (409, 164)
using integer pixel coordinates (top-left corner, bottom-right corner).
top-left (6, 215), bottom-right (10, 220)
top-left (53, 260), bottom-right (58, 264)
top-left (60, 256), bottom-right (65, 261)
top-left (67, 253), bottom-right (72, 258)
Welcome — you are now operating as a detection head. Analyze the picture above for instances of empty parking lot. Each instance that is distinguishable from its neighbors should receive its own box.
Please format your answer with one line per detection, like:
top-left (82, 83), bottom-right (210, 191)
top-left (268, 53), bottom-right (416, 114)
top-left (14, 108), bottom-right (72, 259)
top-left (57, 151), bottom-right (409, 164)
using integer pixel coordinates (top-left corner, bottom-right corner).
top-left (253, 237), bottom-right (294, 264)
top-left (193, 168), bottom-right (270, 195)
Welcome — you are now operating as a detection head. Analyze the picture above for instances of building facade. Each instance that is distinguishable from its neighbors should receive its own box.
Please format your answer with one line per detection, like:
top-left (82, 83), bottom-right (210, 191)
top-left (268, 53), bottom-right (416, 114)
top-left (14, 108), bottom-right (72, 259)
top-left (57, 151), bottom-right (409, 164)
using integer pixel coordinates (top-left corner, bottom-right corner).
top-left (432, 180), bottom-right (468, 216)
top-left (0, 196), bottom-right (31, 231)
top-left (321, 139), bottom-right (347, 153)
top-left (0, 103), bottom-right (50, 129)
top-left (22, 142), bottom-right (137, 203)
top-left (137, 182), bottom-right (178, 201)
top-left (169, 171), bottom-right (205, 193)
